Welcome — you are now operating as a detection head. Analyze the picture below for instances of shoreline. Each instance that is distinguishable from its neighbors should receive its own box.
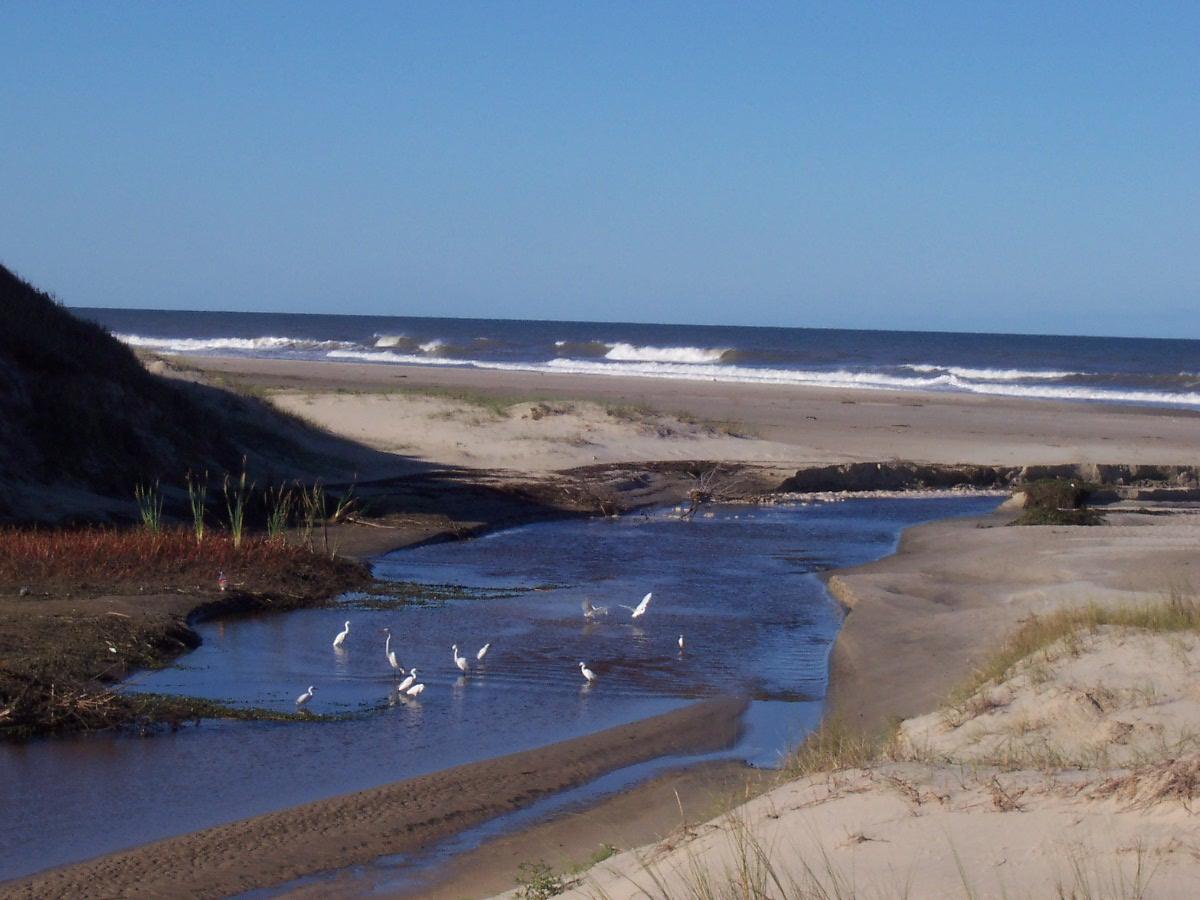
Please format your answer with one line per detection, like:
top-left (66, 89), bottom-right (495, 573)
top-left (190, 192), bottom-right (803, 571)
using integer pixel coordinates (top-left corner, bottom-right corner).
top-left (179, 354), bottom-right (1200, 470)
top-left (4, 696), bottom-right (748, 898)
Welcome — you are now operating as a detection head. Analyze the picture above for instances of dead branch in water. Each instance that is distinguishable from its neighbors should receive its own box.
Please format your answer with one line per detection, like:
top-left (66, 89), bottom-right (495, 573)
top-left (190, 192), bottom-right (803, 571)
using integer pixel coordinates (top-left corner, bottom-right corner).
top-left (681, 465), bottom-right (740, 520)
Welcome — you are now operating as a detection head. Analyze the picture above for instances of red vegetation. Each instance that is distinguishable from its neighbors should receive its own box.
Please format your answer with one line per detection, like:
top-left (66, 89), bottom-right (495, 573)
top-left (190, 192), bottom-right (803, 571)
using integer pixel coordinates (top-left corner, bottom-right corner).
top-left (0, 527), bottom-right (367, 595)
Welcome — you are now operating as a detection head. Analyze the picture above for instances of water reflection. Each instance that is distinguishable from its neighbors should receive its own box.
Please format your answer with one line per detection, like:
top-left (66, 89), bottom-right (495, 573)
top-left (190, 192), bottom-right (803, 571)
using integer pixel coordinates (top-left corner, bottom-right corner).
top-left (0, 495), bottom-right (1000, 882)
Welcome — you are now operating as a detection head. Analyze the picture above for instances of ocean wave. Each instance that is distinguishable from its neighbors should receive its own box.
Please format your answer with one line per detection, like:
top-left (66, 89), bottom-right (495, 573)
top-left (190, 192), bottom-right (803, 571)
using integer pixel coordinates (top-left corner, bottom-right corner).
top-left (327, 349), bottom-right (465, 366)
top-left (116, 333), bottom-right (353, 353)
top-left (942, 375), bottom-right (1200, 406)
top-left (554, 339), bottom-right (612, 357)
top-left (603, 342), bottom-right (730, 364)
top-left (546, 358), bottom-right (954, 389)
top-left (905, 364), bottom-right (1078, 381)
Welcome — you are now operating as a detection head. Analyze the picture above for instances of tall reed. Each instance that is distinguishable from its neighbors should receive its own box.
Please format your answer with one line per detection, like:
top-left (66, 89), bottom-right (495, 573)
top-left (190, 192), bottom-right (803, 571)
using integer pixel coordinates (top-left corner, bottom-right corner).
top-left (297, 480), bottom-right (325, 550)
top-left (223, 465), bottom-right (250, 550)
top-left (264, 484), bottom-right (294, 542)
top-left (133, 481), bottom-right (163, 533)
top-left (186, 470), bottom-right (207, 544)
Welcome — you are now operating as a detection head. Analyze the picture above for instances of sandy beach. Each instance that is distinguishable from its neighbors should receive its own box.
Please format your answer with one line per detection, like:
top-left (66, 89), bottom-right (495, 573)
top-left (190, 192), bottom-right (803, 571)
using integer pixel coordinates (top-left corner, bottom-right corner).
top-left (180, 354), bottom-right (1200, 471)
top-left (7, 355), bottom-right (1200, 898)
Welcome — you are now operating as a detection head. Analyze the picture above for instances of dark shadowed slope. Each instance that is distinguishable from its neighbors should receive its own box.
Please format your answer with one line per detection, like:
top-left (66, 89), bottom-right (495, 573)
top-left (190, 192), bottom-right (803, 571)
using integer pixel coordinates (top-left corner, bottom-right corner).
top-left (0, 264), bottom-right (388, 523)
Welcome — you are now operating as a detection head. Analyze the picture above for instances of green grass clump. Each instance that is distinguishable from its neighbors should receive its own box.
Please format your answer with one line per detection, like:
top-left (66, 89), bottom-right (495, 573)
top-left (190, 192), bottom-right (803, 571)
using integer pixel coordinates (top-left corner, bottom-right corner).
top-left (515, 861), bottom-right (568, 899)
top-left (784, 718), bottom-right (892, 777)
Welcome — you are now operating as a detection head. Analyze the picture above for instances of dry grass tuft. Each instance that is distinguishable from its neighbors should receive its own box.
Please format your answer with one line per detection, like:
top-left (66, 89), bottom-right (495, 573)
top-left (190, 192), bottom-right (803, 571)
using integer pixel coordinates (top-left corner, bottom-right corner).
top-left (1094, 754), bottom-right (1200, 810)
top-left (784, 719), bottom-right (895, 777)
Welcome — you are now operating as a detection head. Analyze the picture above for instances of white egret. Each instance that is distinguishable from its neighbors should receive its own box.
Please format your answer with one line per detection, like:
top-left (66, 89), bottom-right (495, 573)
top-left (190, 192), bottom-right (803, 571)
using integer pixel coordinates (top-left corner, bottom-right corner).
top-left (582, 598), bottom-right (608, 619)
top-left (476, 642), bottom-right (491, 661)
top-left (397, 668), bottom-right (418, 693)
top-left (619, 592), bottom-right (653, 620)
top-left (383, 628), bottom-right (404, 676)
top-left (678, 634), bottom-right (685, 652)
top-left (332, 620), bottom-right (350, 649)
top-left (405, 682), bottom-right (425, 697)
top-left (452, 644), bottom-right (469, 675)
top-left (578, 661), bottom-right (597, 684)
top-left (296, 685), bottom-right (315, 707)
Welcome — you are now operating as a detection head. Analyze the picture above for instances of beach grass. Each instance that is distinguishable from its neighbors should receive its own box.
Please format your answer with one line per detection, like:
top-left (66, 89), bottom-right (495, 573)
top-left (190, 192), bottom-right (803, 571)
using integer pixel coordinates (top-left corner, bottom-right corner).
top-left (946, 591), bottom-right (1200, 714)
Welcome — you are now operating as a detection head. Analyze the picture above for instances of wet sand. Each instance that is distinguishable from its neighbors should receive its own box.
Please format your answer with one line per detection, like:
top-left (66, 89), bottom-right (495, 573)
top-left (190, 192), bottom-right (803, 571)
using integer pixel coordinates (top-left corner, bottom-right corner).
top-left (5, 696), bottom-right (747, 899)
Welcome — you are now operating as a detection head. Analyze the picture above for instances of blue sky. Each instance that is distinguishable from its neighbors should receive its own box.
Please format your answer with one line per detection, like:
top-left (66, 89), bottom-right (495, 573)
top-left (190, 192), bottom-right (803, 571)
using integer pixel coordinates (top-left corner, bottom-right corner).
top-left (1, 2), bottom-right (1196, 337)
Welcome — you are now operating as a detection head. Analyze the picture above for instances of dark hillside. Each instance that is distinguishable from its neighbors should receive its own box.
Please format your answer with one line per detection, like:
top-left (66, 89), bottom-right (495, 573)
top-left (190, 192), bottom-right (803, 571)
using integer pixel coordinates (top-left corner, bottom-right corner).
top-left (0, 265), bottom-right (370, 522)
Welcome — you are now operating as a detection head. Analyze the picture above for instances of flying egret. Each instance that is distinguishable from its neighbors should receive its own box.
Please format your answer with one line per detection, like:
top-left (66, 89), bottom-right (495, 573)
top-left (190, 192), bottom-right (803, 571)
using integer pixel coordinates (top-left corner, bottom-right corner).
top-left (383, 628), bottom-right (404, 677)
top-left (582, 598), bottom-right (608, 619)
top-left (476, 642), bottom-right (491, 661)
top-left (295, 685), bottom-right (315, 707)
top-left (405, 682), bottom-right (425, 697)
top-left (619, 592), bottom-right (653, 620)
top-left (333, 620), bottom-right (350, 649)
top-left (678, 634), bottom-right (685, 651)
top-left (452, 644), bottom-right (469, 675)
top-left (578, 661), bottom-right (597, 684)
top-left (397, 668), bottom-right (418, 693)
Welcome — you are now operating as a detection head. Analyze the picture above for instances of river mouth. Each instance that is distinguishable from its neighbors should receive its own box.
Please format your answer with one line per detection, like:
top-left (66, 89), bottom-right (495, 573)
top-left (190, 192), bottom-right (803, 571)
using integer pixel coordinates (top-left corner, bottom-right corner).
top-left (0, 495), bottom-right (1000, 885)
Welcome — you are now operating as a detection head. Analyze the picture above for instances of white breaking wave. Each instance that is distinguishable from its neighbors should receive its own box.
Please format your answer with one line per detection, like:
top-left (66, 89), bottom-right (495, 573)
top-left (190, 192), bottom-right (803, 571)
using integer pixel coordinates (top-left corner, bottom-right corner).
top-left (321, 350), bottom-right (1200, 407)
top-left (604, 342), bottom-right (728, 364)
top-left (907, 364), bottom-right (1078, 381)
top-left (546, 358), bottom-right (953, 389)
top-left (116, 333), bottom-right (352, 353)
top-left (943, 375), bottom-right (1200, 406)
top-left (327, 349), bottom-right (465, 366)
top-left (373, 334), bottom-right (407, 347)
top-left (419, 340), bottom-right (446, 354)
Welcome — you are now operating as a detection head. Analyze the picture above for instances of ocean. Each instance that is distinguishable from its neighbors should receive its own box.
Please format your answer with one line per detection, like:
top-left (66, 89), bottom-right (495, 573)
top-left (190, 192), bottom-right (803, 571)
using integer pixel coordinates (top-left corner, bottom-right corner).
top-left (75, 307), bottom-right (1200, 408)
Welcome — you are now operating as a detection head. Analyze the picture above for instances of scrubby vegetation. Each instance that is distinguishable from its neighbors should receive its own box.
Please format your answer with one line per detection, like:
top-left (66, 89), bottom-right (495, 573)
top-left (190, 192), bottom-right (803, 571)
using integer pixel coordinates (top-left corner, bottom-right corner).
top-left (0, 527), bottom-right (366, 595)
top-left (1012, 477), bottom-right (1104, 525)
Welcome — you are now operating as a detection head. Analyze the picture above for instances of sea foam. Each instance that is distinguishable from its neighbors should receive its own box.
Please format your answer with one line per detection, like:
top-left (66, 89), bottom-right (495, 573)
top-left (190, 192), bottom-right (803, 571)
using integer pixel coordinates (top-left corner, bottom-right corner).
top-left (603, 343), bottom-right (729, 364)
top-left (116, 334), bottom-right (351, 353)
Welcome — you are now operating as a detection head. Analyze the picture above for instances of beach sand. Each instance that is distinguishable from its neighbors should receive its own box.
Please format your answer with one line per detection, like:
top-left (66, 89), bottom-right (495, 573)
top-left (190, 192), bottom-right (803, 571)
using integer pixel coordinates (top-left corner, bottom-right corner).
top-left (178, 354), bottom-right (1200, 470)
top-left (10, 355), bottom-right (1200, 898)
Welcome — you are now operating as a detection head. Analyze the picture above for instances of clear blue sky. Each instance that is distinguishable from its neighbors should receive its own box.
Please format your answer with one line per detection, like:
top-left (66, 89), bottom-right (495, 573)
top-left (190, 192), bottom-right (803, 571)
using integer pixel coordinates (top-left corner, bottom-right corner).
top-left (1, 2), bottom-right (1196, 337)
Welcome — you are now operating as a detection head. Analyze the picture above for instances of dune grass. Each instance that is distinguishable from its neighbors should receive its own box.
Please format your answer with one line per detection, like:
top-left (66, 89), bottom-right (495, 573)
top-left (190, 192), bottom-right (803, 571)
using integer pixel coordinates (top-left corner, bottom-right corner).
top-left (946, 592), bottom-right (1200, 716)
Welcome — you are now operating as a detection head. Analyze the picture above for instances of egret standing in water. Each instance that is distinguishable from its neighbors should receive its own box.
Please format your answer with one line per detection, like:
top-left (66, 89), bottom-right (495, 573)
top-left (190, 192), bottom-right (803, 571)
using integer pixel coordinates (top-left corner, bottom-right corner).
top-left (397, 668), bottom-right (418, 693)
top-left (452, 644), bottom-right (469, 675)
top-left (678, 634), bottom-right (685, 652)
top-left (582, 598), bottom-right (608, 620)
top-left (476, 642), bottom-right (491, 661)
top-left (333, 620), bottom-right (351, 650)
top-left (619, 592), bottom-right (653, 620)
top-left (383, 628), bottom-right (404, 678)
top-left (578, 661), bottom-right (597, 684)
top-left (405, 682), bottom-right (425, 697)
top-left (296, 685), bottom-right (315, 708)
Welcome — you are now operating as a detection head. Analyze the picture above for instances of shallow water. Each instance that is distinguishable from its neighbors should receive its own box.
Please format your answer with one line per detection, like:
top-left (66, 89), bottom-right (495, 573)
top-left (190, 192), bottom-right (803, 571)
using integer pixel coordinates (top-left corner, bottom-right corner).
top-left (0, 496), bottom-right (999, 882)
